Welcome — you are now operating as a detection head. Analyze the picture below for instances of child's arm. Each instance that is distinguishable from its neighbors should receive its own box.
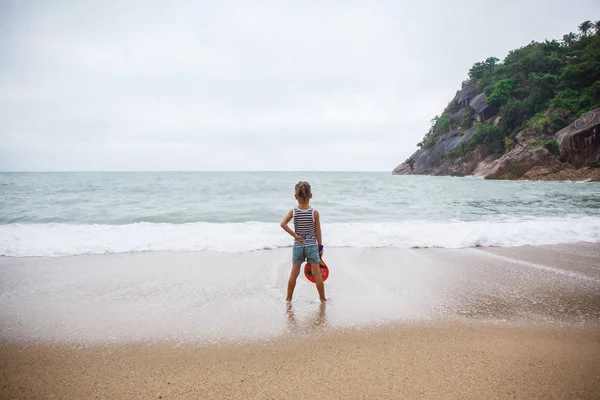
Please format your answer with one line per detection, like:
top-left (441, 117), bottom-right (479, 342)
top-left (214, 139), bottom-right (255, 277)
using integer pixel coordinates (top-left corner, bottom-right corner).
top-left (314, 209), bottom-right (323, 255)
top-left (280, 210), bottom-right (303, 242)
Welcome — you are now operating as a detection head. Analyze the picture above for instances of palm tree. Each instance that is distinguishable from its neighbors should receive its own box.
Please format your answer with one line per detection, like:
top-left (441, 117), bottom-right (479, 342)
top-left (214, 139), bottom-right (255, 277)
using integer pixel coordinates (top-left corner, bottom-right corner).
top-left (579, 20), bottom-right (592, 36)
top-left (562, 32), bottom-right (577, 46)
top-left (594, 20), bottom-right (600, 35)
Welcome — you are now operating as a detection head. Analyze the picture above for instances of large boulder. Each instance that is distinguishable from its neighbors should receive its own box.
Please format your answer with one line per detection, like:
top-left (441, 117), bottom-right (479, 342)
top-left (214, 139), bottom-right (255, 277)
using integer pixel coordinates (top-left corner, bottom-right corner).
top-left (471, 155), bottom-right (504, 177)
top-left (483, 145), bottom-right (560, 180)
top-left (453, 144), bottom-right (497, 175)
top-left (555, 108), bottom-right (600, 167)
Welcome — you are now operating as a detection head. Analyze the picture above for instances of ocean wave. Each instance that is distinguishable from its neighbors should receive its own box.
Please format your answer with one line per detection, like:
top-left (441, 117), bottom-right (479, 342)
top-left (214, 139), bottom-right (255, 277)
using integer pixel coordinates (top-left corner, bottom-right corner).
top-left (1, 218), bottom-right (600, 257)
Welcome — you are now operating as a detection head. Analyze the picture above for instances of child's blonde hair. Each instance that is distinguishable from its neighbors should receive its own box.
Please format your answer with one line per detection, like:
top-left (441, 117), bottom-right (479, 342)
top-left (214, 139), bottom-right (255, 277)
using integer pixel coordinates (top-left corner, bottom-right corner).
top-left (295, 181), bottom-right (311, 202)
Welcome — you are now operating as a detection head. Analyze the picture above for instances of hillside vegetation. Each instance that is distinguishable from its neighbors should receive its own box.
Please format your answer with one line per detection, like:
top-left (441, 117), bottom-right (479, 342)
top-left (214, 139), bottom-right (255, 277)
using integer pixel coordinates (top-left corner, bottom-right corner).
top-left (417, 20), bottom-right (600, 158)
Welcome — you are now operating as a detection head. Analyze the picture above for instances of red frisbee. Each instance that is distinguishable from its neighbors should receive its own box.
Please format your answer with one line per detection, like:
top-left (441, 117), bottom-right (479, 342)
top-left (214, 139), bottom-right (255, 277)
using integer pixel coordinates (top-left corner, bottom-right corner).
top-left (304, 259), bottom-right (329, 283)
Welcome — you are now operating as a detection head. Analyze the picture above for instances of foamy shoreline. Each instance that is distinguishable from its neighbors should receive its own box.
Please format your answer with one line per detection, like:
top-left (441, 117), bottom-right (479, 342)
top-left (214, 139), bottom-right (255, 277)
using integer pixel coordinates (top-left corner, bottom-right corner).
top-left (2, 217), bottom-right (600, 256)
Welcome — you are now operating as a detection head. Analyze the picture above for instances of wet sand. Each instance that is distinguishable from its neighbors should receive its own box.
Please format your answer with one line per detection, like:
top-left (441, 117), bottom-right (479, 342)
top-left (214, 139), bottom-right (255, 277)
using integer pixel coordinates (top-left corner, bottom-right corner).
top-left (1, 243), bottom-right (599, 343)
top-left (1, 243), bottom-right (600, 398)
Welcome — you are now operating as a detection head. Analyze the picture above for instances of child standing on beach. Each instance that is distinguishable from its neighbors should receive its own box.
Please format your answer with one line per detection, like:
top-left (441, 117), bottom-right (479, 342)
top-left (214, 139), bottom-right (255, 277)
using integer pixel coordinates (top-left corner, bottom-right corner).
top-left (280, 181), bottom-right (326, 303)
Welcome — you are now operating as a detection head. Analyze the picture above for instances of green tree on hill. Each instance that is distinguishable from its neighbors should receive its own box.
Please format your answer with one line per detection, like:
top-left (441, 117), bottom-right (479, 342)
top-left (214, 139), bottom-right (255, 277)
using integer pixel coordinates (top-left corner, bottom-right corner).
top-left (562, 32), bottom-right (577, 46)
top-left (579, 20), bottom-right (592, 36)
top-left (486, 79), bottom-right (515, 105)
top-left (468, 57), bottom-right (499, 80)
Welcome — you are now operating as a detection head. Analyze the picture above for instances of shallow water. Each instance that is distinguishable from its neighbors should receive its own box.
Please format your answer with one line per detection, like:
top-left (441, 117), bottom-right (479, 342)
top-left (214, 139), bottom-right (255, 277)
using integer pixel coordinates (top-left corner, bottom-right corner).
top-left (1, 244), bottom-right (598, 344)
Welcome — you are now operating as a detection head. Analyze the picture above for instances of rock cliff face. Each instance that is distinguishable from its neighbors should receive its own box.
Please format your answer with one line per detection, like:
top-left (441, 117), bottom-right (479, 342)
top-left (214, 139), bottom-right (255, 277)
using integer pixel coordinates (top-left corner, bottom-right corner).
top-left (393, 108), bottom-right (600, 182)
top-left (556, 109), bottom-right (600, 167)
top-left (398, 127), bottom-right (476, 176)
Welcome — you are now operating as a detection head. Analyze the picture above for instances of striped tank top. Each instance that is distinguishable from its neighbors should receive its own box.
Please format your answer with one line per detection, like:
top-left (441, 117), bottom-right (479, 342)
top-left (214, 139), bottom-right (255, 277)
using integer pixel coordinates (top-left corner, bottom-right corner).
top-left (293, 207), bottom-right (317, 247)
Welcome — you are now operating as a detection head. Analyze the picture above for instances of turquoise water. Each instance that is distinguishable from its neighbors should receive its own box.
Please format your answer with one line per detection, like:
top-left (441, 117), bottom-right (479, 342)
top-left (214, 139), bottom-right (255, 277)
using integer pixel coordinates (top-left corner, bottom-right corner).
top-left (1, 172), bottom-right (600, 256)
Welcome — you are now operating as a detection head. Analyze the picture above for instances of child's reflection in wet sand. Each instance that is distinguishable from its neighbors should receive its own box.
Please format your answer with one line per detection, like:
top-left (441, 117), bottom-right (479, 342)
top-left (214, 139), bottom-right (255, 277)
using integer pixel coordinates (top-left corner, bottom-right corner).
top-left (285, 302), bottom-right (328, 334)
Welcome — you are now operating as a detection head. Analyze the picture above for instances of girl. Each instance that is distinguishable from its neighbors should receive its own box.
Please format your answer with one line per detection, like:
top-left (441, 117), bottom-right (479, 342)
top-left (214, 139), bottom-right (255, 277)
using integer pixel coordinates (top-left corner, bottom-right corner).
top-left (280, 181), bottom-right (326, 303)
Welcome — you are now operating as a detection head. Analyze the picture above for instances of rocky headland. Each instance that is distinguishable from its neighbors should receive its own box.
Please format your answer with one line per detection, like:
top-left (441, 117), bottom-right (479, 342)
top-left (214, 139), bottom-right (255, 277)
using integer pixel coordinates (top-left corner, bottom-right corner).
top-left (394, 108), bottom-right (600, 181)
top-left (394, 22), bottom-right (600, 182)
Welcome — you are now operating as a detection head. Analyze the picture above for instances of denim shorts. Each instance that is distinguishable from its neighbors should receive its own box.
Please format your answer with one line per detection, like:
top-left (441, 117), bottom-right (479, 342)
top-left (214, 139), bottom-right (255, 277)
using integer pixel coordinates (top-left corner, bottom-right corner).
top-left (292, 245), bottom-right (320, 265)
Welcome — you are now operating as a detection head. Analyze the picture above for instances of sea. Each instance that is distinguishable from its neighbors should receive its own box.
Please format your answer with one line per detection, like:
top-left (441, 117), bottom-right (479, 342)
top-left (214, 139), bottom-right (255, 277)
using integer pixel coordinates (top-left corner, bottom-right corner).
top-left (1, 171), bottom-right (600, 257)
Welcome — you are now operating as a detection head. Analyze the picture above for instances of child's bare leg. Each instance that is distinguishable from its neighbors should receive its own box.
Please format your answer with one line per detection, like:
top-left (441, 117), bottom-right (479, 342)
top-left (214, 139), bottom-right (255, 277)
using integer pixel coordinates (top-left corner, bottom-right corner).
top-left (311, 263), bottom-right (326, 302)
top-left (286, 264), bottom-right (301, 302)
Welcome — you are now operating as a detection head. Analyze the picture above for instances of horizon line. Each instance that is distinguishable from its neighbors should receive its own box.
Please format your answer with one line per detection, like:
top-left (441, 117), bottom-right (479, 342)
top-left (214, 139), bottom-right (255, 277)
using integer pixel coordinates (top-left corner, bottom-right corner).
top-left (0, 170), bottom-right (392, 173)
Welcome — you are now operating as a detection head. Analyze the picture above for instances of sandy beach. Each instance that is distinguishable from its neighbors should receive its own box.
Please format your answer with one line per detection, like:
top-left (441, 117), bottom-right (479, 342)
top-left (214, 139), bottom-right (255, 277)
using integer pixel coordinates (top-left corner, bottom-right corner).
top-left (1, 243), bottom-right (600, 398)
top-left (2, 323), bottom-right (599, 400)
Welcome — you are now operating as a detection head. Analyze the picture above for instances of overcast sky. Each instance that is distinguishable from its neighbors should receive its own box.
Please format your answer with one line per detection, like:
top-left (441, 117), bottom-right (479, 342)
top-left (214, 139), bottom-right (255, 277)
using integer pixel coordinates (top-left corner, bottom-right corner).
top-left (1, 0), bottom-right (598, 171)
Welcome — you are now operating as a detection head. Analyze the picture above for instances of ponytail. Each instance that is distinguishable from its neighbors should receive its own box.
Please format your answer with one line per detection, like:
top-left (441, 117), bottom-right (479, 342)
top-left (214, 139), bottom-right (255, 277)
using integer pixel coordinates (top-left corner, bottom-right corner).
top-left (295, 181), bottom-right (311, 201)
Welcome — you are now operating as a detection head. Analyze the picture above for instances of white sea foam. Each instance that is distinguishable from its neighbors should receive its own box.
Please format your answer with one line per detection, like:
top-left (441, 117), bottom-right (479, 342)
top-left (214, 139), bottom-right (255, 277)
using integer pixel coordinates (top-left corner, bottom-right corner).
top-left (1, 217), bottom-right (600, 257)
